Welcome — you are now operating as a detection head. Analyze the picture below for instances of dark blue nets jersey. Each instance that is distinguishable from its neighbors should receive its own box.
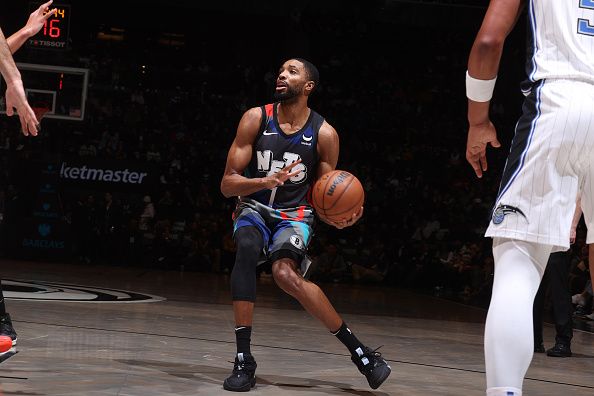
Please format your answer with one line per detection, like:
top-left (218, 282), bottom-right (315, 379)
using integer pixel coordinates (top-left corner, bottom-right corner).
top-left (244, 103), bottom-right (325, 208)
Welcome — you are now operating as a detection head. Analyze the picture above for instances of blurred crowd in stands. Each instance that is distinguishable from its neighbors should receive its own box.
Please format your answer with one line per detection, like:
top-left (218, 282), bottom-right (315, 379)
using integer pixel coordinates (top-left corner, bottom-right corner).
top-left (0, 6), bottom-right (590, 314)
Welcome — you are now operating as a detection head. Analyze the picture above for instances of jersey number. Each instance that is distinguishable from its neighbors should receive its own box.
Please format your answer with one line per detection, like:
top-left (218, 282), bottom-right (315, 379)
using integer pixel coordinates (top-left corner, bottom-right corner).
top-left (578, 0), bottom-right (594, 36)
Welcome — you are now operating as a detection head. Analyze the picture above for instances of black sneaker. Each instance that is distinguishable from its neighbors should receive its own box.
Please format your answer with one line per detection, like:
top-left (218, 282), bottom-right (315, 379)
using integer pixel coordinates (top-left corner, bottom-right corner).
top-left (351, 346), bottom-right (391, 390)
top-left (223, 353), bottom-right (257, 392)
top-left (0, 313), bottom-right (17, 346)
top-left (574, 304), bottom-right (589, 318)
top-left (534, 342), bottom-right (545, 353)
top-left (546, 344), bottom-right (572, 357)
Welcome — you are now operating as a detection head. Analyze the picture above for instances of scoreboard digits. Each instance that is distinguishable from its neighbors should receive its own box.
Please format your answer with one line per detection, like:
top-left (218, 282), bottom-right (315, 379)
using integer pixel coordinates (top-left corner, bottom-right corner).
top-left (27, 2), bottom-right (71, 49)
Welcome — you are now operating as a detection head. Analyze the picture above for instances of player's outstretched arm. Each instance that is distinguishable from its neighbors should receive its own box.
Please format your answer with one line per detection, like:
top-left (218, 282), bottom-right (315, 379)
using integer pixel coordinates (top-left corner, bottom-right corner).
top-left (0, 28), bottom-right (38, 136)
top-left (466, 0), bottom-right (524, 178)
top-left (6, 1), bottom-right (56, 54)
top-left (316, 122), bottom-right (363, 229)
top-left (220, 107), bottom-right (302, 198)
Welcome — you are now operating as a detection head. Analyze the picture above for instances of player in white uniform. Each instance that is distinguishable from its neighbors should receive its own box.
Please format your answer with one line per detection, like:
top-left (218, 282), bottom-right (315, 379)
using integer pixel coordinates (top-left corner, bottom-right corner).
top-left (0, 1), bottom-right (54, 349)
top-left (466, 0), bottom-right (594, 395)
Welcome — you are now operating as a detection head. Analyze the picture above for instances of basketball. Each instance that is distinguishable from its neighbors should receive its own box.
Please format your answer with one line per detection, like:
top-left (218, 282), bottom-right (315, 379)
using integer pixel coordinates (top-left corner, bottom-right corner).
top-left (0, 336), bottom-right (12, 353)
top-left (312, 170), bottom-right (364, 223)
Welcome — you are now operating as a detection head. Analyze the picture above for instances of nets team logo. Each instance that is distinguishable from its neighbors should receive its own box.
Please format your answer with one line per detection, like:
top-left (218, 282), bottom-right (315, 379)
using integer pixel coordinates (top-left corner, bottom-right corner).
top-left (290, 235), bottom-right (302, 248)
top-left (256, 151), bottom-right (307, 183)
top-left (2, 279), bottom-right (165, 303)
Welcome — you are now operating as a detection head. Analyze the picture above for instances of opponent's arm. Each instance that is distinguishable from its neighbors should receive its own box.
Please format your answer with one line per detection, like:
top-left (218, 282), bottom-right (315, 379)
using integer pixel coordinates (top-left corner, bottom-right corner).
top-left (0, 29), bottom-right (38, 136)
top-left (570, 193), bottom-right (583, 244)
top-left (7, 1), bottom-right (56, 54)
top-left (220, 107), bottom-right (302, 198)
top-left (466, 0), bottom-right (524, 178)
top-left (316, 122), bottom-right (363, 229)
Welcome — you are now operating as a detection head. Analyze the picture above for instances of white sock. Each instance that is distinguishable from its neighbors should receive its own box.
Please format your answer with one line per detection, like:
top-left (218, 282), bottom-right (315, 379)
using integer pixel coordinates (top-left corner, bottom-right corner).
top-left (485, 238), bottom-right (551, 391)
top-left (487, 387), bottom-right (522, 396)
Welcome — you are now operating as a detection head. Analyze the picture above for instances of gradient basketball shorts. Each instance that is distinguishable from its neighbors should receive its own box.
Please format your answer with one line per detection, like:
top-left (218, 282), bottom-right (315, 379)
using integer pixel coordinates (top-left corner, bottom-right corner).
top-left (486, 79), bottom-right (594, 252)
top-left (233, 198), bottom-right (314, 261)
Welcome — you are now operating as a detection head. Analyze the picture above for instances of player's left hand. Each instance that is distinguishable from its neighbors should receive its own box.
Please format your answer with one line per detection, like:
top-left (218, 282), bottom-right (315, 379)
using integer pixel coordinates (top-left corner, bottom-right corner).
top-left (570, 227), bottom-right (577, 244)
top-left (6, 80), bottom-right (39, 136)
top-left (322, 206), bottom-right (364, 230)
top-left (466, 120), bottom-right (501, 178)
top-left (24, 0), bottom-right (57, 38)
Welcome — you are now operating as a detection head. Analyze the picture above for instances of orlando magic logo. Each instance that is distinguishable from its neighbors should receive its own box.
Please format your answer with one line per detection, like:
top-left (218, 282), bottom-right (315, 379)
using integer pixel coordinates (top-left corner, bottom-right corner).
top-left (492, 204), bottom-right (527, 225)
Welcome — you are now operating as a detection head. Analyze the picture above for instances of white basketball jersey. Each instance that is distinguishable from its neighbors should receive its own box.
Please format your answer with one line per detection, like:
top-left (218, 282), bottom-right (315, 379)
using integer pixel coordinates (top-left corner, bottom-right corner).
top-left (527, 0), bottom-right (594, 83)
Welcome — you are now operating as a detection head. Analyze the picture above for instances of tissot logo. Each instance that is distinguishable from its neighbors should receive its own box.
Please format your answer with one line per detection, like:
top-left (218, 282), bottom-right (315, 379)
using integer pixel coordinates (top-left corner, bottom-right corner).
top-left (3, 279), bottom-right (165, 303)
top-left (60, 163), bottom-right (148, 184)
top-left (29, 40), bottom-right (66, 48)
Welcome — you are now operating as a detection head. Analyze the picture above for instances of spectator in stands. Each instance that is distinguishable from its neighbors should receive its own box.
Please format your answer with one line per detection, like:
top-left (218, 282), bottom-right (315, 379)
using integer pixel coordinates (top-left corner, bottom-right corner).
top-left (139, 195), bottom-right (155, 232)
top-left (310, 242), bottom-right (348, 283)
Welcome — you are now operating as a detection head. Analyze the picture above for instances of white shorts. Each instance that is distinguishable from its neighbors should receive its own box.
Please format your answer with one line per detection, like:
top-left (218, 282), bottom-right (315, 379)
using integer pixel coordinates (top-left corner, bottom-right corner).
top-left (486, 79), bottom-right (594, 252)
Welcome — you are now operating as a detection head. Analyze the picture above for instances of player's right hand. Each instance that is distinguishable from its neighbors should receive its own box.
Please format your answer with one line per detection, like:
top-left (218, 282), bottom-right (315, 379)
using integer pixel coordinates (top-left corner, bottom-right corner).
top-left (6, 80), bottom-right (39, 136)
top-left (321, 206), bottom-right (364, 230)
top-left (466, 120), bottom-right (500, 178)
top-left (25, 1), bottom-right (57, 38)
top-left (263, 159), bottom-right (303, 189)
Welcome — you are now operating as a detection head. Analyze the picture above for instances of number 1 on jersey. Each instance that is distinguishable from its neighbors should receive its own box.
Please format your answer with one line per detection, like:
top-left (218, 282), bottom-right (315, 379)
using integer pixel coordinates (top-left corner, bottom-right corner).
top-left (578, 0), bottom-right (594, 36)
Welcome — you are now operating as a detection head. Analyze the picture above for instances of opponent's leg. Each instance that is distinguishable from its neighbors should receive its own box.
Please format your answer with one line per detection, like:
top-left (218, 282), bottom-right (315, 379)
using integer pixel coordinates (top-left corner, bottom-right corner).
top-left (546, 251), bottom-right (573, 357)
top-left (224, 227), bottom-right (262, 392)
top-left (0, 280), bottom-right (17, 346)
top-left (0, 280), bottom-right (5, 316)
top-left (485, 238), bottom-right (551, 396)
top-left (272, 257), bottom-right (391, 390)
top-left (532, 267), bottom-right (546, 354)
top-left (588, 244), bottom-right (594, 319)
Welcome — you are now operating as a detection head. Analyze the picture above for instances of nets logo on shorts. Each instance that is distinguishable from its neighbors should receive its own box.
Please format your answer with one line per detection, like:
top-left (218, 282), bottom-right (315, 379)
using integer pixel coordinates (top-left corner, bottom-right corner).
top-left (290, 235), bottom-right (303, 248)
top-left (492, 204), bottom-right (527, 225)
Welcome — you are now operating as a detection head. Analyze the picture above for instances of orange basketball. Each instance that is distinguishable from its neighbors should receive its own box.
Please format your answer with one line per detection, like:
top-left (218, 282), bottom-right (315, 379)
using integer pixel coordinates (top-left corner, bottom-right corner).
top-left (0, 336), bottom-right (12, 353)
top-left (312, 170), bottom-right (364, 223)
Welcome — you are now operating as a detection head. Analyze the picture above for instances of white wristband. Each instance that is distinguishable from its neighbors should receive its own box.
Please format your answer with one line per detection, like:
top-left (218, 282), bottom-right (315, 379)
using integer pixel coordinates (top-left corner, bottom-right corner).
top-left (466, 71), bottom-right (497, 102)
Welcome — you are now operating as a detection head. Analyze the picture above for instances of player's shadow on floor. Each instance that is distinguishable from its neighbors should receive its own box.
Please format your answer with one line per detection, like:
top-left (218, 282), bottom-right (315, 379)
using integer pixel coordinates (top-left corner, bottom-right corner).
top-left (116, 359), bottom-right (392, 395)
top-left (0, 349), bottom-right (18, 364)
top-left (256, 374), bottom-right (391, 395)
top-left (566, 352), bottom-right (594, 359)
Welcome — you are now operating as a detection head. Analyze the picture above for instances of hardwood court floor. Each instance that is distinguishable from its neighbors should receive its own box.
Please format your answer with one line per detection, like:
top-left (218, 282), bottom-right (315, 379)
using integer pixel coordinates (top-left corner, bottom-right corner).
top-left (1, 260), bottom-right (593, 395)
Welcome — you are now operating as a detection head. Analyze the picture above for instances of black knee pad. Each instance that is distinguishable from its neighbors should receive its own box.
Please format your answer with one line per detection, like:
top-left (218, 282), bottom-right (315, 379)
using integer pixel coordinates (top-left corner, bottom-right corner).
top-left (231, 227), bottom-right (264, 302)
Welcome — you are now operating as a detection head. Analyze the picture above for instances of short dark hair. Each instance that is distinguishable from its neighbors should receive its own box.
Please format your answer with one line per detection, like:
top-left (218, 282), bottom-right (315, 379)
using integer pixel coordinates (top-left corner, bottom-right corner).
top-left (292, 58), bottom-right (319, 90)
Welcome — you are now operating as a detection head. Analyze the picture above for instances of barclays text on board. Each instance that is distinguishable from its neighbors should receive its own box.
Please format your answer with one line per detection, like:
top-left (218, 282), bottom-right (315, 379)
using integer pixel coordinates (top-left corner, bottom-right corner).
top-left (60, 163), bottom-right (148, 184)
top-left (22, 223), bottom-right (66, 250)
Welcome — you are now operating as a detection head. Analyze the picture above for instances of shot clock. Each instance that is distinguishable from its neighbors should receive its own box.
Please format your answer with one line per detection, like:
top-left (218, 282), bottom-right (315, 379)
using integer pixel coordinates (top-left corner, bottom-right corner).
top-left (27, 2), bottom-right (71, 49)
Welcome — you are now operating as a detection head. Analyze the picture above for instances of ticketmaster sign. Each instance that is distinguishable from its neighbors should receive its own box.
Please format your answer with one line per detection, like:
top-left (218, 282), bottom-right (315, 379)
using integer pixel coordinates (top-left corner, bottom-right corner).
top-left (57, 160), bottom-right (157, 191)
top-left (60, 163), bottom-right (148, 184)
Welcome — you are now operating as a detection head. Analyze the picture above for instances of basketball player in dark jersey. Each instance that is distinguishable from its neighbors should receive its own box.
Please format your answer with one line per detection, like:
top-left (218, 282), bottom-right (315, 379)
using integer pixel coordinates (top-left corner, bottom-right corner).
top-left (220, 58), bottom-right (391, 391)
top-left (0, 1), bottom-right (55, 349)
